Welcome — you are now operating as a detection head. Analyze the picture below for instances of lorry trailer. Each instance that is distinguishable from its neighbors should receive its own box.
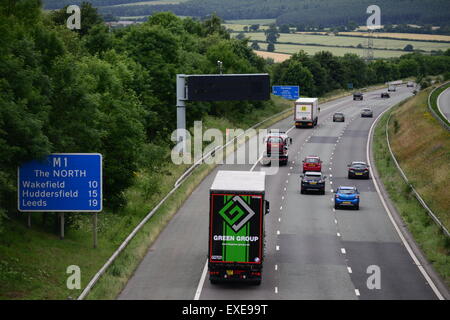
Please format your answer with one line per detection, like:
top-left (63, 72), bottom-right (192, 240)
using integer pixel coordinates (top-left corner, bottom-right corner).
top-left (208, 170), bottom-right (269, 285)
top-left (294, 98), bottom-right (319, 128)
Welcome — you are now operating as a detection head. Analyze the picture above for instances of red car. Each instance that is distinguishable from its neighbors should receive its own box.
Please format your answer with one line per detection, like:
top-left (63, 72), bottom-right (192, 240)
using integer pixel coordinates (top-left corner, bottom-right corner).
top-left (302, 156), bottom-right (322, 173)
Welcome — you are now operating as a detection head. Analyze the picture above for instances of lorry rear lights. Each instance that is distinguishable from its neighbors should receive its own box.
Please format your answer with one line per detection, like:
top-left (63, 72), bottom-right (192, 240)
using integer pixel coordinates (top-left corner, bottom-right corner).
top-left (251, 272), bottom-right (261, 276)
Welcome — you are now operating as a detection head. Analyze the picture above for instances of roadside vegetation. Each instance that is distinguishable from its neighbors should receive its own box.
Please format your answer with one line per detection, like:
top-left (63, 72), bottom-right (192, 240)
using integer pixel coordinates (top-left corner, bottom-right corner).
top-left (373, 88), bottom-right (450, 286)
top-left (429, 82), bottom-right (450, 127)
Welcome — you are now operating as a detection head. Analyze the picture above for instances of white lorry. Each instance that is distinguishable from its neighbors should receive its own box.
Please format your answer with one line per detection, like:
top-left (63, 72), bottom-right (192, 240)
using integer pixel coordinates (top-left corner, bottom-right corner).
top-left (294, 98), bottom-right (319, 128)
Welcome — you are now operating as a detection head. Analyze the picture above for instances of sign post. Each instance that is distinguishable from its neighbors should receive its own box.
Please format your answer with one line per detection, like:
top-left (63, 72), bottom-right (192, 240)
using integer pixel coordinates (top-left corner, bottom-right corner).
top-left (176, 73), bottom-right (271, 153)
top-left (18, 153), bottom-right (102, 247)
top-left (93, 213), bottom-right (98, 248)
top-left (60, 212), bottom-right (65, 240)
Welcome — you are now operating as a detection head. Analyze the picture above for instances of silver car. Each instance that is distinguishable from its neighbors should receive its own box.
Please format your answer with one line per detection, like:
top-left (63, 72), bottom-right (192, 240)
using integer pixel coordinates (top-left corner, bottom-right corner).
top-left (361, 108), bottom-right (373, 118)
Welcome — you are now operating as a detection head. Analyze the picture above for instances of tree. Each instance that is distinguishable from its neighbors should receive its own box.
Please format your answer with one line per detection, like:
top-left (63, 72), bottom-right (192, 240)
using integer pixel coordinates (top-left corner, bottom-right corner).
top-left (250, 41), bottom-right (260, 50)
top-left (279, 24), bottom-right (290, 33)
top-left (235, 32), bottom-right (246, 40)
top-left (398, 59), bottom-right (419, 78)
top-left (50, 2), bottom-right (104, 37)
top-left (249, 24), bottom-right (260, 32)
top-left (264, 24), bottom-right (280, 44)
top-left (278, 60), bottom-right (314, 96)
top-left (267, 42), bottom-right (275, 52)
top-left (202, 13), bottom-right (229, 39)
top-left (404, 44), bottom-right (414, 52)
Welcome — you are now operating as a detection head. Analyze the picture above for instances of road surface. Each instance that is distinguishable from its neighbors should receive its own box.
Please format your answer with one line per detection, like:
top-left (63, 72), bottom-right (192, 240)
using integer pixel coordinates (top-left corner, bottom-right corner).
top-left (119, 85), bottom-right (439, 300)
top-left (438, 86), bottom-right (450, 123)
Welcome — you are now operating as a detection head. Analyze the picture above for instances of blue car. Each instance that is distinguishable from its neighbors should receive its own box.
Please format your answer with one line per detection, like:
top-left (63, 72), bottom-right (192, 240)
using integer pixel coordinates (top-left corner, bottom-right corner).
top-left (334, 186), bottom-right (360, 210)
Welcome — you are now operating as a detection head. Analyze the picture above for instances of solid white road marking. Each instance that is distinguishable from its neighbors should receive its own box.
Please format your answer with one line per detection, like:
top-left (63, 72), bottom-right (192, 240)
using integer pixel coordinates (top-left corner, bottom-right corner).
top-left (355, 289), bottom-right (360, 296)
top-left (275, 287), bottom-right (278, 294)
top-left (367, 105), bottom-right (444, 300)
top-left (347, 267), bottom-right (352, 274)
top-left (194, 259), bottom-right (209, 300)
top-left (341, 248), bottom-right (346, 254)
top-left (275, 264), bottom-right (278, 271)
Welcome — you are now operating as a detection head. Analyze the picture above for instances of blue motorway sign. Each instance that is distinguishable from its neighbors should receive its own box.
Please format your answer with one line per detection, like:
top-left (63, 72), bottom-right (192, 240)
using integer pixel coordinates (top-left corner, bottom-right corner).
top-left (272, 85), bottom-right (300, 100)
top-left (18, 154), bottom-right (102, 212)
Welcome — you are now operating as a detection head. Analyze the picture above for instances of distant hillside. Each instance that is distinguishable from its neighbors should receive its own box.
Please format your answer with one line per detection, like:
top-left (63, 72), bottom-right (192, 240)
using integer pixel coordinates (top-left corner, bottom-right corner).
top-left (42, 0), bottom-right (140, 9)
top-left (42, 0), bottom-right (450, 28)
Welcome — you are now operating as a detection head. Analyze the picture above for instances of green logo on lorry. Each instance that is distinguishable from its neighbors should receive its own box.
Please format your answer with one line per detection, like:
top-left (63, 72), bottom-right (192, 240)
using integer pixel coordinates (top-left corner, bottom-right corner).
top-left (219, 196), bottom-right (256, 232)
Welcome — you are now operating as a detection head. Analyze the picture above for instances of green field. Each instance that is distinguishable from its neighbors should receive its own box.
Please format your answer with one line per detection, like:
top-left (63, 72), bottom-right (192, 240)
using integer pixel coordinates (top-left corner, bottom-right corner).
top-left (242, 32), bottom-right (450, 52)
top-left (258, 42), bottom-right (407, 59)
top-left (223, 24), bottom-right (269, 32)
top-left (225, 19), bottom-right (276, 25)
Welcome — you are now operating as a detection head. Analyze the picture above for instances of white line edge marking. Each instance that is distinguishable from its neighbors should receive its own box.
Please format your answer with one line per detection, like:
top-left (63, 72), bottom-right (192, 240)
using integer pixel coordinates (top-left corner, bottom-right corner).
top-left (194, 259), bottom-right (208, 300)
top-left (275, 287), bottom-right (278, 294)
top-left (347, 267), bottom-right (352, 274)
top-left (275, 264), bottom-right (278, 271)
top-left (367, 103), bottom-right (445, 300)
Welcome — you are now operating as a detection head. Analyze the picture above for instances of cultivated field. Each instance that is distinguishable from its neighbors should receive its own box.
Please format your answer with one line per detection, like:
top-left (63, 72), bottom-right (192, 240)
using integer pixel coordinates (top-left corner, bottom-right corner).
top-left (244, 32), bottom-right (450, 52)
top-left (340, 32), bottom-right (450, 42)
top-left (258, 42), bottom-right (406, 58)
top-left (253, 50), bottom-right (291, 63)
top-left (225, 19), bottom-right (276, 25)
top-left (224, 24), bottom-right (269, 32)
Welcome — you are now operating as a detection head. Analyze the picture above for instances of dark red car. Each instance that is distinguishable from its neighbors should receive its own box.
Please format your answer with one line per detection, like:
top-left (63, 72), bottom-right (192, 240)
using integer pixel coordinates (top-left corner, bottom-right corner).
top-left (302, 156), bottom-right (322, 173)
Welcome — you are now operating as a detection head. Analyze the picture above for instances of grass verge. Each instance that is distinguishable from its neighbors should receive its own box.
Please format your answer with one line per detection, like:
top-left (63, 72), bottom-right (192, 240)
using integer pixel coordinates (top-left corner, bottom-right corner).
top-left (430, 82), bottom-right (450, 127)
top-left (372, 88), bottom-right (450, 287)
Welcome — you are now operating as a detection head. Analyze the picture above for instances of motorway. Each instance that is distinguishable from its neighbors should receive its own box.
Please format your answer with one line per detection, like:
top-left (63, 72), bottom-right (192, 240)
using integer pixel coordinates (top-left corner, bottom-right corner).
top-left (438, 86), bottom-right (450, 122)
top-left (119, 85), bottom-right (439, 300)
